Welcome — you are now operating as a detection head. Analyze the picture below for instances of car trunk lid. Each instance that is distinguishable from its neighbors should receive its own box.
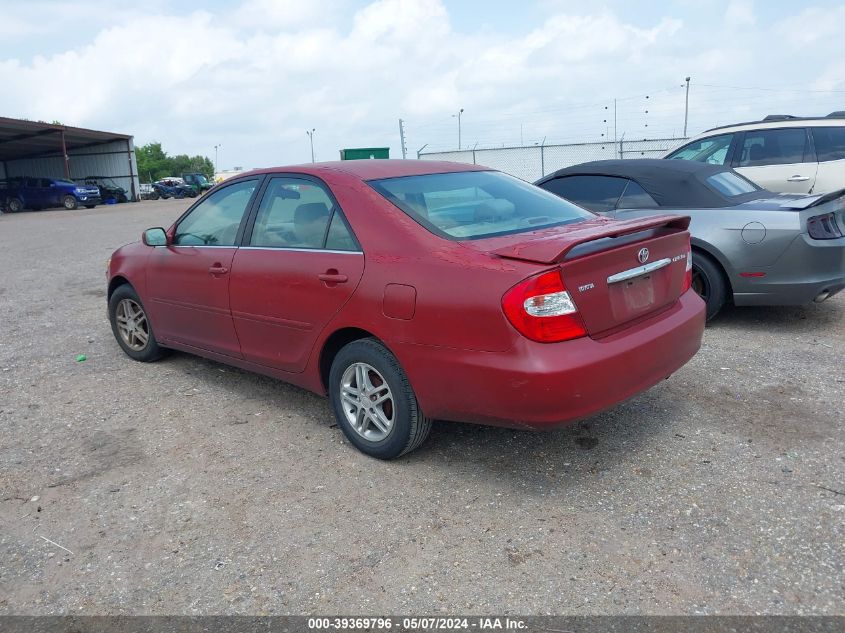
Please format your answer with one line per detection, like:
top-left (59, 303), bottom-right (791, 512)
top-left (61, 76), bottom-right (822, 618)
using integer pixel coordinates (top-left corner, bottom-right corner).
top-left (475, 215), bottom-right (693, 337)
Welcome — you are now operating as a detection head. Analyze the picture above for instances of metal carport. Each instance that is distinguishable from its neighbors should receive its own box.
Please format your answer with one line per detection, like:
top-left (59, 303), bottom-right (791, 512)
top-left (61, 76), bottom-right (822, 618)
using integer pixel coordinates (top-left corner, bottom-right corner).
top-left (0, 116), bottom-right (140, 201)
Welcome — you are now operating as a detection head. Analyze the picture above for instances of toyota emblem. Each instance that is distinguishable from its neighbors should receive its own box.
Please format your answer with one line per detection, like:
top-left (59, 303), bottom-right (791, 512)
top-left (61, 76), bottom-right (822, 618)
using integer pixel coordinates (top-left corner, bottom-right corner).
top-left (637, 248), bottom-right (650, 264)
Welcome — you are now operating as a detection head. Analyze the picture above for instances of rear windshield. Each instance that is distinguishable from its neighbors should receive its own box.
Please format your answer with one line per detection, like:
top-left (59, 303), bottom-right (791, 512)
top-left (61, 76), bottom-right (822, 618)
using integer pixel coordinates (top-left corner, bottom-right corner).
top-left (369, 171), bottom-right (594, 240)
top-left (704, 171), bottom-right (759, 197)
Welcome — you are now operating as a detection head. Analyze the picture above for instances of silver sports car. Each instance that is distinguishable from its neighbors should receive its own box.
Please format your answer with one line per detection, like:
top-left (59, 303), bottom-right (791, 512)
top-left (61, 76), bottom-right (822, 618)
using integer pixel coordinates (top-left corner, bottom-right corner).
top-left (535, 159), bottom-right (845, 319)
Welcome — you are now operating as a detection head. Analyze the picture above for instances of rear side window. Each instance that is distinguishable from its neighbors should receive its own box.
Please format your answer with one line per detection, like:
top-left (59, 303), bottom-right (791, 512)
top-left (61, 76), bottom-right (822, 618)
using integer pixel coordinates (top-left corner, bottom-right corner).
top-left (370, 171), bottom-right (593, 240)
top-left (705, 171), bottom-right (759, 197)
top-left (737, 128), bottom-right (808, 167)
top-left (812, 127), bottom-right (845, 162)
top-left (541, 175), bottom-right (628, 213)
top-left (666, 133), bottom-right (733, 165)
top-left (618, 181), bottom-right (658, 209)
top-left (249, 177), bottom-right (357, 251)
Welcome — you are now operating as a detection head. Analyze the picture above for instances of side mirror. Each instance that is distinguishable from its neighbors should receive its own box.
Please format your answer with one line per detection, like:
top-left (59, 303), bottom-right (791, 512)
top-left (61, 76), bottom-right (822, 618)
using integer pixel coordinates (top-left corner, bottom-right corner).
top-left (142, 227), bottom-right (168, 246)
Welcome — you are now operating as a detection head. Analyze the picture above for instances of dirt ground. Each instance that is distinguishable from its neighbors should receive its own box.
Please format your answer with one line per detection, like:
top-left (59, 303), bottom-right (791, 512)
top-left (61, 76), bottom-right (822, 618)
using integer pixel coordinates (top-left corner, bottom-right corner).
top-left (0, 200), bottom-right (842, 615)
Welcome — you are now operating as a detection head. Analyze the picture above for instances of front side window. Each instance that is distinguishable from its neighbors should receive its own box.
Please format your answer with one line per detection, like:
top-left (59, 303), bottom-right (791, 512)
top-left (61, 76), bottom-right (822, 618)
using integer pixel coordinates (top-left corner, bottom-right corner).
top-left (666, 134), bottom-right (734, 165)
top-left (249, 177), bottom-right (357, 250)
top-left (540, 175), bottom-right (628, 213)
top-left (370, 171), bottom-right (594, 240)
top-left (737, 128), bottom-right (808, 167)
top-left (174, 179), bottom-right (257, 246)
top-left (812, 127), bottom-right (845, 162)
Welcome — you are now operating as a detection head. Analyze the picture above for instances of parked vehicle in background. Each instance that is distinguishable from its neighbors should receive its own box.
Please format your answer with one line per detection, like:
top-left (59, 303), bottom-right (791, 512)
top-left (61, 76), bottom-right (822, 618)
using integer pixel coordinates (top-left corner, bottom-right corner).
top-left (182, 173), bottom-right (213, 196)
top-left (152, 178), bottom-right (196, 199)
top-left (106, 160), bottom-right (704, 459)
top-left (81, 176), bottom-right (128, 203)
top-left (139, 183), bottom-right (159, 200)
top-left (536, 159), bottom-right (845, 319)
top-left (0, 176), bottom-right (100, 212)
top-left (664, 112), bottom-right (845, 195)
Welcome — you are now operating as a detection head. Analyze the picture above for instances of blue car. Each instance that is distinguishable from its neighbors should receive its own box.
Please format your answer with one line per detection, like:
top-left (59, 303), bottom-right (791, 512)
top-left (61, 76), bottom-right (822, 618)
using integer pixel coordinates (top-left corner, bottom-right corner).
top-left (0, 177), bottom-right (101, 212)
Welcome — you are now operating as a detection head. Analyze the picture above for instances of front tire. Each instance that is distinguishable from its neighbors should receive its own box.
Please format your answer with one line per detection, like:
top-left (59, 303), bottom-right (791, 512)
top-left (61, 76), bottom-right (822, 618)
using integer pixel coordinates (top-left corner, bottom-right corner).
top-left (691, 252), bottom-right (727, 321)
top-left (329, 338), bottom-right (432, 459)
top-left (108, 285), bottom-right (166, 362)
top-left (62, 195), bottom-right (78, 210)
top-left (7, 197), bottom-right (24, 213)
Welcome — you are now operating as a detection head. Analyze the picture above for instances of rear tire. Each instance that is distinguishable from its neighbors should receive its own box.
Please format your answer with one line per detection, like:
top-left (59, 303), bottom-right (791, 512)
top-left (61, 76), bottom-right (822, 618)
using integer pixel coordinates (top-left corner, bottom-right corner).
top-left (108, 285), bottom-right (167, 362)
top-left (62, 195), bottom-right (78, 210)
top-left (691, 252), bottom-right (727, 321)
top-left (329, 338), bottom-right (432, 459)
top-left (8, 198), bottom-right (23, 213)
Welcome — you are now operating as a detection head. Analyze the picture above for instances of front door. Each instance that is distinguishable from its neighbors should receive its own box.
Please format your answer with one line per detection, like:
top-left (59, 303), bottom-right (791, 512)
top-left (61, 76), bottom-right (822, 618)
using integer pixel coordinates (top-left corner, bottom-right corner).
top-left (145, 178), bottom-right (261, 357)
top-left (229, 176), bottom-right (365, 372)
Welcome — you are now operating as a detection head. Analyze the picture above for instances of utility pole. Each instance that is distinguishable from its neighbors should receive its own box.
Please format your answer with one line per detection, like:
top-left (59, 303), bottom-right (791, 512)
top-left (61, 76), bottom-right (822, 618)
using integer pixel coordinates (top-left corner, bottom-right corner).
top-left (213, 144), bottom-right (220, 174)
top-left (614, 99), bottom-right (618, 146)
top-left (453, 108), bottom-right (464, 150)
top-left (306, 128), bottom-right (315, 163)
top-left (398, 119), bottom-right (408, 159)
top-left (683, 77), bottom-right (691, 137)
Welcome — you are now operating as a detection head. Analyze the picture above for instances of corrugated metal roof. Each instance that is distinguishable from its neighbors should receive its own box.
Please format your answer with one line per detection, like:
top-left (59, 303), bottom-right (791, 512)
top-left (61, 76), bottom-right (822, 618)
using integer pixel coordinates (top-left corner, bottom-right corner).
top-left (0, 116), bottom-right (131, 162)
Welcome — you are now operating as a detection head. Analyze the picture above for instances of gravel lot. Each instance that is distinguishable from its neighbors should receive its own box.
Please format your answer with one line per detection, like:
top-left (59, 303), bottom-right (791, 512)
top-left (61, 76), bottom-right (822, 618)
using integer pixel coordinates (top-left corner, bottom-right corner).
top-left (0, 200), bottom-right (843, 615)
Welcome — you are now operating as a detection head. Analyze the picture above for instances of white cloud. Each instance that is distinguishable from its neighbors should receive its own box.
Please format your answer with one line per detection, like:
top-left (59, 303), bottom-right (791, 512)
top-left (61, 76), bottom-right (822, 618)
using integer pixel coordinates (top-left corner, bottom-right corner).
top-left (725, 0), bottom-right (756, 29)
top-left (1, 0), bottom-right (842, 166)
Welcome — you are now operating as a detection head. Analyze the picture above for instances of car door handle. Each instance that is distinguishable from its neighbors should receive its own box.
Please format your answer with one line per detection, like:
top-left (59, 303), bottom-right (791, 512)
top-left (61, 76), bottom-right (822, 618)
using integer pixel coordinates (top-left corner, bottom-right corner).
top-left (318, 272), bottom-right (348, 284)
top-left (208, 265), bottom-right (229, 275)
top-left (787, 175), bottom-right (810, 182)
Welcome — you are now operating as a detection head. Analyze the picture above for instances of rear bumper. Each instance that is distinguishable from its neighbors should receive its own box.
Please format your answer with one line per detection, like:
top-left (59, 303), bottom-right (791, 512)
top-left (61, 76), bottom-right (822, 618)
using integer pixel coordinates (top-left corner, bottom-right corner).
top-left (732, 233), bottom-right (845, 306)
top-left (394, 291), bottom-right (706, 430)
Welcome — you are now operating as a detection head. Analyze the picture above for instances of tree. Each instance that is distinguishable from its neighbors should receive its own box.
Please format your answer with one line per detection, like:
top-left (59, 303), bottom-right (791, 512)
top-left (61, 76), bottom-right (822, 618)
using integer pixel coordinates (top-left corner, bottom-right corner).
top-left (136, 142), bottom-right (214, 182)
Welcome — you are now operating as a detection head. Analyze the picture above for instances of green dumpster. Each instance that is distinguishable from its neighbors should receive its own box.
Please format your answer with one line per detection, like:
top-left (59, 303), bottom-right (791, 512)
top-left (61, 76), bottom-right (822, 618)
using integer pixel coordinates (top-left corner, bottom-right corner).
top-left (339, 147), bottom-right (390, 160)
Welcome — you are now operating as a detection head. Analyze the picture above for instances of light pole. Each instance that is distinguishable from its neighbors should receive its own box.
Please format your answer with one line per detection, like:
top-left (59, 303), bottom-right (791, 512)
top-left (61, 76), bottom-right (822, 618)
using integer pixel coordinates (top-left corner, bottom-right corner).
top-left (683, 77), bottom-right (691, 137)
top-left (306, 128), bottom-right (316, 163)
top-left (213, 144), bottom-right (220, 174)
top-left (452, 108), bottom-right (464, 150)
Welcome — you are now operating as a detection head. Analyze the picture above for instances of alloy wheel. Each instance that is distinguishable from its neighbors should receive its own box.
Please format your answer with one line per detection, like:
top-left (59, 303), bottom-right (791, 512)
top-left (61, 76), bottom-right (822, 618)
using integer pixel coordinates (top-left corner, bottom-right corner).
top-left (339, 362), bottom-right (395, 442)
top-left (115, 298), bottom-right (150, 351)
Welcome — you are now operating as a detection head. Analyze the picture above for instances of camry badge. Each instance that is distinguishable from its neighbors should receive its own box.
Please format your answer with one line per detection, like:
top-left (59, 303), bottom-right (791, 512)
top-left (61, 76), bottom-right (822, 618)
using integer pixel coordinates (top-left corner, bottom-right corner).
top-left (637, 248), bottom-right (650, 264)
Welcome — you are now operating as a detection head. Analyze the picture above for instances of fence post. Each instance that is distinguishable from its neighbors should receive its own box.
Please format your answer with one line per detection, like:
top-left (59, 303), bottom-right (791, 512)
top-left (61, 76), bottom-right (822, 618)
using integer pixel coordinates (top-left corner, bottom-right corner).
top-left (618, 139), bottom-right (623, 160)
top-left (472, 150), bottom-right (476, 164)
top-left (540, 143), bottom-right (545, 177)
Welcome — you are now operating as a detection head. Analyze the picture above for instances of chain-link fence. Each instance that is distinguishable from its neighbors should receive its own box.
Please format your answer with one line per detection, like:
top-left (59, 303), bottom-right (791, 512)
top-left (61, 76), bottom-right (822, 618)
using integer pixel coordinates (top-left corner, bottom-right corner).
top-left (419, 137), bottom-right (688, 182)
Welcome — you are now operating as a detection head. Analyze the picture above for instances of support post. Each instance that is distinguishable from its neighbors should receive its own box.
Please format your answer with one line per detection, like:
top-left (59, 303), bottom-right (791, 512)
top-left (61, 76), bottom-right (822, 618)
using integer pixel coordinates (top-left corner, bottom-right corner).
top-left (398, 119), bottom-right (408, 159)
top-left (683, 76), bottom-right (691, 137)
top-left (60, 130), bottom-right (70, 178)
top-left (126, 138), bottom-right (137, 202)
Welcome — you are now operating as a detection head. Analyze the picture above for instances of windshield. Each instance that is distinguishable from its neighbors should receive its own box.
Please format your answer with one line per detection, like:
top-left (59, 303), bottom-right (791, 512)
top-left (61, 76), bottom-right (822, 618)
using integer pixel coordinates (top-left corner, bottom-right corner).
top-left (369, 171), bottom-right (594, 240)
top-left (194, 174), bottom-right (209, 185)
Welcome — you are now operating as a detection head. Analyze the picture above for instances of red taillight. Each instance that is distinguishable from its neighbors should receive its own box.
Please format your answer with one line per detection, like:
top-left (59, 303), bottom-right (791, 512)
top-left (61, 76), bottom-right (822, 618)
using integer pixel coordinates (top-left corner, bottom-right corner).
top-left (502, 269), bottom-right (587, 343)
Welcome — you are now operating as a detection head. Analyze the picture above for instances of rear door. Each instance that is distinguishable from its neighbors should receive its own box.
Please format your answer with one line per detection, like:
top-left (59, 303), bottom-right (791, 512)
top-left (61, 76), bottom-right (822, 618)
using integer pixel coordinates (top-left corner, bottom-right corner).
top-left (229, 176), bottom-right (364, 372)
top-left (810, 126), bottom-right (845, 194)
top-left (733, 128), bottom-right (818, 194)
top-left (145, 177), bottom-right (261, 357)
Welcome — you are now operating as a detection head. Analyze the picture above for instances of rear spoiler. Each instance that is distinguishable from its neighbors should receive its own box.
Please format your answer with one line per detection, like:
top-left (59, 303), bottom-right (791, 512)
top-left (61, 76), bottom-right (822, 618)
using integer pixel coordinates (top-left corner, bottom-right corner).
top-left (492, 215), bottom-right (690, 264)
top-left (779, 188), bottom-right (845, 210)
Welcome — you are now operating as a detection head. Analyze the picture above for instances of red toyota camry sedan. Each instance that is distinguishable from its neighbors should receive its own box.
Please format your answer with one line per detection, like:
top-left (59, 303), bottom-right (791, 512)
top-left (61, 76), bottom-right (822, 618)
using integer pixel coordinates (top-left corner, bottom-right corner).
top-left (107, 161), bottom-right (705, 459)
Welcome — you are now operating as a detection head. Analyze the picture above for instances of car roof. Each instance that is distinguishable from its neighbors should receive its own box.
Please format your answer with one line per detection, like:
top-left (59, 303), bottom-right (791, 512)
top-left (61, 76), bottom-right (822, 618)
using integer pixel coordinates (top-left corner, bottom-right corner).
top-left (698, 113), bottom-right (845, 135)
top-left (538, 159), bottom-right (767, 208)
top-left (237, 160), bottom-right (488, 181)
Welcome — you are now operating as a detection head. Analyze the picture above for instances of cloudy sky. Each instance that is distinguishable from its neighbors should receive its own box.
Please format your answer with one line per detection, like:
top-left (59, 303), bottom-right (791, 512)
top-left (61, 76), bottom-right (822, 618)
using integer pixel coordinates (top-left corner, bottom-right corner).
top-left (2, 0), bottom-right (844, 169)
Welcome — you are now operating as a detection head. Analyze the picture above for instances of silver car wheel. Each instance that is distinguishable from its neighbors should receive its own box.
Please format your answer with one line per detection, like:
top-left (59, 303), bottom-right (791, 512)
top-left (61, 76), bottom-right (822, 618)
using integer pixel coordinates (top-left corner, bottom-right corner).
top-left (339, 362), bottom-right (395, 442)
top-left (115, 298), bottom-right (150, 351)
